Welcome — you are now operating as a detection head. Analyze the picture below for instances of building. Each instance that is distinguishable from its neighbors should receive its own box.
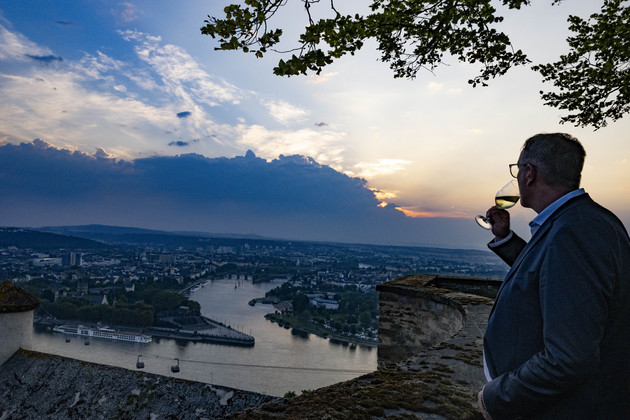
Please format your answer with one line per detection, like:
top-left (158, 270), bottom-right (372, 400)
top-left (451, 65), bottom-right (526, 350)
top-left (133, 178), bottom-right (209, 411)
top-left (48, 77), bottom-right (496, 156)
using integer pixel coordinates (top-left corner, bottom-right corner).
top-left (311, 296), bottom-right (339, 310)
top-left (62, 252), bottom-right (82, 267)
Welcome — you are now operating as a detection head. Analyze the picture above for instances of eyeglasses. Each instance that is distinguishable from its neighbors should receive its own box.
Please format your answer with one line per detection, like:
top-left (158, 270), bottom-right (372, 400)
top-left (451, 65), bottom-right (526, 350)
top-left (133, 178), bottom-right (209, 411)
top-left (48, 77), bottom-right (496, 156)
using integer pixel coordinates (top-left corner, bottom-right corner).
top-left (509, 163), bottom-right (521, 178)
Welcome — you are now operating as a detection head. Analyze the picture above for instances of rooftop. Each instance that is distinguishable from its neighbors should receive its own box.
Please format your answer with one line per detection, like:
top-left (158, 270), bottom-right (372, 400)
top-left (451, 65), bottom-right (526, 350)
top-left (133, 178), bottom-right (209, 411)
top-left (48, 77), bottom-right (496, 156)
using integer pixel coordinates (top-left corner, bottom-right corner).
top-left (0, 280), bottom-right (39, 313)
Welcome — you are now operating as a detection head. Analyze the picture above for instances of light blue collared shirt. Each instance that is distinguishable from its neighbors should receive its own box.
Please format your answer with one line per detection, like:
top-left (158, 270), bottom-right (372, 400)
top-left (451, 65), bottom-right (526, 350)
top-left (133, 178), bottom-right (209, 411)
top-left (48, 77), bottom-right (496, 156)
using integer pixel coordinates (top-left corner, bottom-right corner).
top-left (528, 188), bottom-right (585, 237)
top-left (489, 188), bottom-right (586, 249)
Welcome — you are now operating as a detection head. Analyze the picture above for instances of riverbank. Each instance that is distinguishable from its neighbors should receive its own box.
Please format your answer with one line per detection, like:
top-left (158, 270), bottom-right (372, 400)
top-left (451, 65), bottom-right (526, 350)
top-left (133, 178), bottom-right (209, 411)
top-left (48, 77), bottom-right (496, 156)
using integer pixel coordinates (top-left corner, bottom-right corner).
top-left (264, 312), bottom-right (378, 348)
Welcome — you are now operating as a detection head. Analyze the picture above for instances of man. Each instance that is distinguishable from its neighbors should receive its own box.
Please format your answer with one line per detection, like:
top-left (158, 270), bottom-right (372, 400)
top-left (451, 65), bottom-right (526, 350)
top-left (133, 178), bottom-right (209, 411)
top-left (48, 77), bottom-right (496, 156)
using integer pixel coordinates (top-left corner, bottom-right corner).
top-left (478, 133), bottom-right (630, 419)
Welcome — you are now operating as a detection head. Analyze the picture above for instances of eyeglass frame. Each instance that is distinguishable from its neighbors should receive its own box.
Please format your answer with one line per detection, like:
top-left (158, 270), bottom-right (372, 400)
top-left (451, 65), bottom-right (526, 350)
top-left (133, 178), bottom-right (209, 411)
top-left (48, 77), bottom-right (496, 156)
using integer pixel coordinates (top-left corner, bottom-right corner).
top-left (509, 162), bottom-right (535, 178)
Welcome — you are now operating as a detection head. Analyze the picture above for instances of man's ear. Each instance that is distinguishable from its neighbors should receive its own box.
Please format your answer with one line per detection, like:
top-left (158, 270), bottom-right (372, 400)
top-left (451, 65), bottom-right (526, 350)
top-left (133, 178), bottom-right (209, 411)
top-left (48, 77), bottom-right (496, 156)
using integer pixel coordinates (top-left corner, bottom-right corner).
top-left (525, 163), bottom-right (537, 186)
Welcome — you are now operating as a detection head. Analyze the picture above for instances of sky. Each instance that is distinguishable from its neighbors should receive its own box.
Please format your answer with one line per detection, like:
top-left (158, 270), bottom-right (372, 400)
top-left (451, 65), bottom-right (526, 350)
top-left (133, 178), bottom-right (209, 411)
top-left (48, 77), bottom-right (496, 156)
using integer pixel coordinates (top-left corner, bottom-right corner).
top-left (0, 0), bottom-right (629, 250)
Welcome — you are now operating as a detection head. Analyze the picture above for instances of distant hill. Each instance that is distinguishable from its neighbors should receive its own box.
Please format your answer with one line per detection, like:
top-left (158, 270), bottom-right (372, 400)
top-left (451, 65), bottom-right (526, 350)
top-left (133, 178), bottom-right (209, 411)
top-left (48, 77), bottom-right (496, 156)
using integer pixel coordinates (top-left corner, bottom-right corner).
top-left (38, 224), bottom-right (271, 240)
top-left (34, 225), bottom-right (282, 249)
top-left (0, 227), bottom-right (110, 250)
top-left (30, 225), bottom-right (494, 261)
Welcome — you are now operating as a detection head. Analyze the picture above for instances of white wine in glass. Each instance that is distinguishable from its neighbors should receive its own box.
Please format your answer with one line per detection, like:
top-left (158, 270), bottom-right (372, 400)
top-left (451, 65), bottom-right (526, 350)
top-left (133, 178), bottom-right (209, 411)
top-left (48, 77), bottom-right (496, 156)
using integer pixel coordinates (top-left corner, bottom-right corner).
top-left (475, 180), bottom-right (521, 229)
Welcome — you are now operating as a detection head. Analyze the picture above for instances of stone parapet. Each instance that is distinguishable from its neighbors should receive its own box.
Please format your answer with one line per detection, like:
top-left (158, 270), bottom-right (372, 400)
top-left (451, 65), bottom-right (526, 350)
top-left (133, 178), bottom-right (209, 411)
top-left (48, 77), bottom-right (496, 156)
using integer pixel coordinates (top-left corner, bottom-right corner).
top-left (376, 274), bottom-right (499, 366)
top-left (377, 274), bottom-right (465, 365)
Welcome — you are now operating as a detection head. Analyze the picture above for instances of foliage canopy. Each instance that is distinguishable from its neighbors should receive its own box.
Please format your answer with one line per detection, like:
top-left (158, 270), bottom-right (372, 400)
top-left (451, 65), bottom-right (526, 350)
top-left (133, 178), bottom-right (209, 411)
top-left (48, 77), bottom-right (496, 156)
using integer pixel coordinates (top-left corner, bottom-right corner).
top-left (201, 0), bottom-right (630, 129)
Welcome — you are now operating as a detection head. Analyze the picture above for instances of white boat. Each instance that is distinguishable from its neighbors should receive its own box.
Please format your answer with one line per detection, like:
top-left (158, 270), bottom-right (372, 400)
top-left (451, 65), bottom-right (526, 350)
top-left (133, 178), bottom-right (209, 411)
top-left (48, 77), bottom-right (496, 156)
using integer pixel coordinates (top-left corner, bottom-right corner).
top-left (53, 324), bottom-right (152, 343)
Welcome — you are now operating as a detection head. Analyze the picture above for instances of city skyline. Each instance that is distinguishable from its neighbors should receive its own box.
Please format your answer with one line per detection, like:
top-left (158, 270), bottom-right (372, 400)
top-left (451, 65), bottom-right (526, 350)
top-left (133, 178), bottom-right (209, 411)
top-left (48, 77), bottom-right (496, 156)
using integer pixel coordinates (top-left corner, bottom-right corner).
top-left (1, 1), bottom-right (628, 249)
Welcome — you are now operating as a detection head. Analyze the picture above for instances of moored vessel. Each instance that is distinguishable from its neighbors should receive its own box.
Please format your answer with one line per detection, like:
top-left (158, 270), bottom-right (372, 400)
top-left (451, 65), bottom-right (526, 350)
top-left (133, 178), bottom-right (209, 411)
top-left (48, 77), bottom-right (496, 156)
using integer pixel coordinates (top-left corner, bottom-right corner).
top-left (53, 324), bottom-right (152, 343)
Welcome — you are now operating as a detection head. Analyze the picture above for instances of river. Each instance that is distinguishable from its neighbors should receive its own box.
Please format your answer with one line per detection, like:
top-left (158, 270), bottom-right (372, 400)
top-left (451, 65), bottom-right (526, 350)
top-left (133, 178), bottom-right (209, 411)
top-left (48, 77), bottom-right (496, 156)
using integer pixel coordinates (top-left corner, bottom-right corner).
top-left (29, 278), bottom-right (377, 397)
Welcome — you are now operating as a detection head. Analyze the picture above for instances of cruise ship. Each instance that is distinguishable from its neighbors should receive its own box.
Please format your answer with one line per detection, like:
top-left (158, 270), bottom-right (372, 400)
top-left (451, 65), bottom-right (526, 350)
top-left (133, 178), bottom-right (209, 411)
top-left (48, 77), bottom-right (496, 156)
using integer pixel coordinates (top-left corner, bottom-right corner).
top-left (53, 324), bottom-right (152, 343)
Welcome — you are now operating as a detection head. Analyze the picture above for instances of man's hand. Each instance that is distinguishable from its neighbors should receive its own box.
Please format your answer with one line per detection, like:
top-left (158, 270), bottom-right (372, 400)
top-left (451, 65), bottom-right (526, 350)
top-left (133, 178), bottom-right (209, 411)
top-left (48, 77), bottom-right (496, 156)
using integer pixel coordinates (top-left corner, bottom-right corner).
top-left (486, 206), bottom-right (511, 240)
top-left (478, 391), bottom-right (493, 420)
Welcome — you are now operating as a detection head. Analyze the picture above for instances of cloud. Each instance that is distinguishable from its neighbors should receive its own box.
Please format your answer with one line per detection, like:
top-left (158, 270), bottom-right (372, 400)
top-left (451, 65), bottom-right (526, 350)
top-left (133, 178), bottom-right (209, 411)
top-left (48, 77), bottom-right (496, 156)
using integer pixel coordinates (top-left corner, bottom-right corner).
top-left (426, 81), bottom-right (443, 93)
top-left (26, 54), bottom-right (63, 63)
top-left (306, 72), bottom-right (338, 85)
top-left (0, 25), bottom-right (51, 61)
top-left (262, 99), bottom-right (309, 125)
top-left (0, 69), bottom-right (182, 158)
top-left (425, 82), bottom-right (461, 96)
top-left (370, 188), bottom-right (398, 204)
top-left (116, 2), bottom-right (141, 23)
top-left (0, 22), bottom-right (353, 169)
top-left (237, 125), bottom-right (346, 166)
top-left (0, 140), bottom-right (490, 248)
top-left (395, 206), bottom-right (467, 218)
top-left (168, 140), bottom-right (189, 147)
top-left (0, 24), bottom-right (243, 158)
top-left (94, 147), bottom-right (113, 159)
top-left (352, 159), bottom-right (411, 178)
top-left (76, 51), bottom-right (125, 79)
top-left (119, 30), bottom-right (242, 106)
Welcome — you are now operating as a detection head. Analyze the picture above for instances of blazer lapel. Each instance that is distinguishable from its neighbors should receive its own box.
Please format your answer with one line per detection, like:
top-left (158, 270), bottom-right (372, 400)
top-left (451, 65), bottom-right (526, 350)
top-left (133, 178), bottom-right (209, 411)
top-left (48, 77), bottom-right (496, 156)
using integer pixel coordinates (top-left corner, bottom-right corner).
top-left (489, 225), bottom-right (551, 315)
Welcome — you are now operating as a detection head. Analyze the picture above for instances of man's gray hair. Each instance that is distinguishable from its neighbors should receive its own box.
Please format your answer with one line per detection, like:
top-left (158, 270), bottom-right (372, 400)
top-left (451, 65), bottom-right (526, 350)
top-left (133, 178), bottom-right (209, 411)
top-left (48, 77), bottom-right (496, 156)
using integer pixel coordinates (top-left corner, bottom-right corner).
top-left (521, 133), bottom-right (586, 190)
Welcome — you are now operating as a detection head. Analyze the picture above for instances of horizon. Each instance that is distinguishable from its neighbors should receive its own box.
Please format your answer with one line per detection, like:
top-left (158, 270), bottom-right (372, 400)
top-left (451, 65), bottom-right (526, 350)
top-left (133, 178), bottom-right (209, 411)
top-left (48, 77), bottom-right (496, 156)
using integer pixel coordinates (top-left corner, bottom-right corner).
top-left (2, 222), bottom-right (494, 253)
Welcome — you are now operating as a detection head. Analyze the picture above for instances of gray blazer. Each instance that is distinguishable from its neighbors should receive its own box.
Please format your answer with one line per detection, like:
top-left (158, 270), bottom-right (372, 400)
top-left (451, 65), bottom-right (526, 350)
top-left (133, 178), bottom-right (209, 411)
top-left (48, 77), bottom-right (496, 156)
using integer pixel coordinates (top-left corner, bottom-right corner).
top-left (483, 193), bottom-right (630, 419)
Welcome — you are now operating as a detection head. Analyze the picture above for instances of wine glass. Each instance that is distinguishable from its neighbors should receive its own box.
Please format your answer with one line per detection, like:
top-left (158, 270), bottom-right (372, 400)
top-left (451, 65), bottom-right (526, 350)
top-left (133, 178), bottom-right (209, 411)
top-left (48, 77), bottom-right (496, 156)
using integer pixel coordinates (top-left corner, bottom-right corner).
top-left (475, 180), bottom-right (521, 229)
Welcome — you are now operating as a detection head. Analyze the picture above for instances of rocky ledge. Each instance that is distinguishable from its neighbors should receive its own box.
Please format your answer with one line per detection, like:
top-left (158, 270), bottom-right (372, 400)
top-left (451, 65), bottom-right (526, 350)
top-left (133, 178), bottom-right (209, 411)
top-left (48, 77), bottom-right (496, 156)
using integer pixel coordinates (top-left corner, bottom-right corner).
top-left (0, 349), bottom-right (280, 419)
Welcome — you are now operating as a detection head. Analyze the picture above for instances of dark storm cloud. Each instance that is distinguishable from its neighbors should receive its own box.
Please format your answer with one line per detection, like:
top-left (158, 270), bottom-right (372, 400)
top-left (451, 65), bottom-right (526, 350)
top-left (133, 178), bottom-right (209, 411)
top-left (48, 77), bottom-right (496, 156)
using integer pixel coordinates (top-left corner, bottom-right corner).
top-left (168, 141), bottom-right (189, 147)
top-left (0, 141), bottom-right (487, 248)
top-left (26, 54), bottom-right (63, 63)
top-left (176, 111), bottom-right (192, 118)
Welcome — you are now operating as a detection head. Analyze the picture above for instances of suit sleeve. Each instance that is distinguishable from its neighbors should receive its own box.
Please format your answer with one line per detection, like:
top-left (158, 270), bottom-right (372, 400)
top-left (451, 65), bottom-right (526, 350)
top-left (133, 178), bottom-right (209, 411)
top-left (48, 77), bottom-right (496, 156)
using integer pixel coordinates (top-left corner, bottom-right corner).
top-left (483, 220), bottom-right (615, 419)
top-left (488, 232), bottom-right (527, 266)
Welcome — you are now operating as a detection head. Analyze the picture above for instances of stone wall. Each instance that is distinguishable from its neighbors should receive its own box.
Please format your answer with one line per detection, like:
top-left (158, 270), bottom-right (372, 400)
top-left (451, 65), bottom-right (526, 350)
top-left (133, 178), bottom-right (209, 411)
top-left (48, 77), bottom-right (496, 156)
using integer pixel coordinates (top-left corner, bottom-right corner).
top-left (0, 310), bottom-right (34, 365)
top-left (377, 274), bottom-right (466, 366)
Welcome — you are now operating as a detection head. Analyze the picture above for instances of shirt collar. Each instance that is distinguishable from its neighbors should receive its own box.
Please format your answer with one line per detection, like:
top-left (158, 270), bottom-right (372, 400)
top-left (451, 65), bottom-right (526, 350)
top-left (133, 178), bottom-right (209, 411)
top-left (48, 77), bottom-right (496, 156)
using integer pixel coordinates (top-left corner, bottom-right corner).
top-left (529, 188), bottom-right (585, 236)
